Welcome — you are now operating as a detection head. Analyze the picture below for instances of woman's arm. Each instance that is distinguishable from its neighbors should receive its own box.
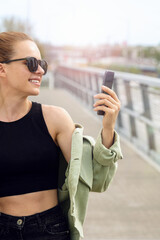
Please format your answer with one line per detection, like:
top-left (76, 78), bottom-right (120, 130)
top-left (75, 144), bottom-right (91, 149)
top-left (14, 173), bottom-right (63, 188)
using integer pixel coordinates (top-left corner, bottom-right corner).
top-left (56, 108), bottom-right (75, 163)
top-left (93, 85), bottom-right (121, 148)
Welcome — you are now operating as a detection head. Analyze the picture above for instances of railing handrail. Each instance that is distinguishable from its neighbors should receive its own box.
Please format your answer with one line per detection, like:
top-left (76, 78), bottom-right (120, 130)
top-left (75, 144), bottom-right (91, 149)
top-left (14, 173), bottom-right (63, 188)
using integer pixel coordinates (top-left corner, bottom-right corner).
top-left (59, 64), bottom-right (160, 87)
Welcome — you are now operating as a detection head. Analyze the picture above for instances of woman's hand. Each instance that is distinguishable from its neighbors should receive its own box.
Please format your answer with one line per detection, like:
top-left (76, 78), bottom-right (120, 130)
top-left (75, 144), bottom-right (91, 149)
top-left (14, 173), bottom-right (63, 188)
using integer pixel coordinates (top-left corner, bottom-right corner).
top-left (93, 85), bottom-right (121, 148)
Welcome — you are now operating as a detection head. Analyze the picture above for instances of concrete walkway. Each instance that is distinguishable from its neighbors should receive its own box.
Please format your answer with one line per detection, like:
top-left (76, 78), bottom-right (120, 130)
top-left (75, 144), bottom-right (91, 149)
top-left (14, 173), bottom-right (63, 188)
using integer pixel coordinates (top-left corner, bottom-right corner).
top-left (30, 88), bottom-right (160, 240)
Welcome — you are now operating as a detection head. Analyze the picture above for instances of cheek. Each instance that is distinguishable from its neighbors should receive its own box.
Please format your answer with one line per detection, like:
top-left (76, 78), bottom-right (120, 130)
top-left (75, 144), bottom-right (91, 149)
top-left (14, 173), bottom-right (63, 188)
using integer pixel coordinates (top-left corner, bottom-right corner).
top-left (7, 68), bottom-right (31, 87)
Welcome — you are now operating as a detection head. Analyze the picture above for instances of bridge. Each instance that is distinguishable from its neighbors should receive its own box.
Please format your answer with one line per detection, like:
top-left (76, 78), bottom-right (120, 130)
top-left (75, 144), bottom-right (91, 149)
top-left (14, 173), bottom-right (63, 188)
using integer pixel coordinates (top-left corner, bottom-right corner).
top-left (30, 66), bottom-right (160, 240)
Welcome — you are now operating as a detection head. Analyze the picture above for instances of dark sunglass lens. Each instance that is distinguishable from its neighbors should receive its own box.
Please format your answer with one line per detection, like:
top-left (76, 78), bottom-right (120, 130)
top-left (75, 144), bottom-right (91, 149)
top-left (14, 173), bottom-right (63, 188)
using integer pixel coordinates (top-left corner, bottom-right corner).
top-left (38, 60), bottom-right (48, 75)
top-left (27, 57), bottom-right (38, 72)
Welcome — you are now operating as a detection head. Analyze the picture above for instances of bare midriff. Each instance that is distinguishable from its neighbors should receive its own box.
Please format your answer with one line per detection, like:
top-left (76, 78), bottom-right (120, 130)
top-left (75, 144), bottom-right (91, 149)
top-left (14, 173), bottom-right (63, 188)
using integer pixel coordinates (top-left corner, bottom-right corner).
top-left (0, 189), bottom-right (58, 216)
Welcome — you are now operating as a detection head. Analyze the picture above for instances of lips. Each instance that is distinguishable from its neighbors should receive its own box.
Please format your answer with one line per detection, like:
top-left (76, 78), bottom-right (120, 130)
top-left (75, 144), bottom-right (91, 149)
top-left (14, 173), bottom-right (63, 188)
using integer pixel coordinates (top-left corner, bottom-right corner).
top-left (29, 80), bottom-right (39, 83)
top-left (29, 78), bottom-right (41, 85)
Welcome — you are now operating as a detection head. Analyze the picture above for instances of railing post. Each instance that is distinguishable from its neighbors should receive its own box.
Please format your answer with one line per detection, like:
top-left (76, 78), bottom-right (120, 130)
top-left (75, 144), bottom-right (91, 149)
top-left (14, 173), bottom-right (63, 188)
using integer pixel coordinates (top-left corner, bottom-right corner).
top-left (140, 84), bottom-right (156, 151)
top-left (49, 72), bottom-right (54, 89)
top-left (124, 80), bottom-right (137, 139)
top-left (89, 73), bottom-right (93, 102)
top-left (85, 73), bottom-right (90, 105)
top-left (95, 74), bottom-right (100, 94)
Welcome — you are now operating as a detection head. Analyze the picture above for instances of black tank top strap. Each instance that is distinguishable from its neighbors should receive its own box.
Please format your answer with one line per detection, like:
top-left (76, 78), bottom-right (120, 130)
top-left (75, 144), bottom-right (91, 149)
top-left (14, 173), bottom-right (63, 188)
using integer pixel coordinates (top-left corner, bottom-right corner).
top-left (31, 101), bottom-right (42, 121)
top-left (31, 101), bottom-right (52, 137)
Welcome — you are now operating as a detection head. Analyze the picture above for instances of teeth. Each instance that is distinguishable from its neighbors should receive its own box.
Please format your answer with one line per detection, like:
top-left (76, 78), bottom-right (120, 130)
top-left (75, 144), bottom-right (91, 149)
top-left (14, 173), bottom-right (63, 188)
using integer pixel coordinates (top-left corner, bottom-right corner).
top-left (29, 80), bottom-right (39, 83)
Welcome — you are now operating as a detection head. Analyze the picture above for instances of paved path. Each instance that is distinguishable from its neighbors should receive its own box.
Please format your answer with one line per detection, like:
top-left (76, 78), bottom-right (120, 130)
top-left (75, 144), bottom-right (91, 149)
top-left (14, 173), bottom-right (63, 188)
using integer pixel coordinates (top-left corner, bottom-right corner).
top-left (30, 88), bottom-right (160, 240)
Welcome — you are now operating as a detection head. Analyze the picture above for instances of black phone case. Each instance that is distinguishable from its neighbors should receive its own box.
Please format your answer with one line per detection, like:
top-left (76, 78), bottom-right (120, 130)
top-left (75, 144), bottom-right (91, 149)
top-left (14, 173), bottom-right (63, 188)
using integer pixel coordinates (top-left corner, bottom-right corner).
top-left (97, 71), bottom-right (115, 115)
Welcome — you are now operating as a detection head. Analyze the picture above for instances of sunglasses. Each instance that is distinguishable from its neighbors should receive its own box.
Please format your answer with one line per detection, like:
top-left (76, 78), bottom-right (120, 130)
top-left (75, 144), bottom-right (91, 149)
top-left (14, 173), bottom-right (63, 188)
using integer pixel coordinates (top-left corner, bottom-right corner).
top-left (1, 57), bottom-right (48, 75)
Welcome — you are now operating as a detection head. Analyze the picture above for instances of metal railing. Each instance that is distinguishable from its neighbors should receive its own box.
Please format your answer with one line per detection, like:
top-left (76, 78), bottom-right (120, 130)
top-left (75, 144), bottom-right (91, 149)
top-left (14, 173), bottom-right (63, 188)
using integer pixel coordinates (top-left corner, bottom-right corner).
top-left (54, 65), bottom-right (160, 165)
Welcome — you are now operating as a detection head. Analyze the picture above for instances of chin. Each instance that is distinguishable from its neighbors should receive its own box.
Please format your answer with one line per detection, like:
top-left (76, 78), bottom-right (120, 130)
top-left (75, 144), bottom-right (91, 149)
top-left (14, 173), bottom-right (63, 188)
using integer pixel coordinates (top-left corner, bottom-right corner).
top-left (28, 89), bottom-right (40, 96)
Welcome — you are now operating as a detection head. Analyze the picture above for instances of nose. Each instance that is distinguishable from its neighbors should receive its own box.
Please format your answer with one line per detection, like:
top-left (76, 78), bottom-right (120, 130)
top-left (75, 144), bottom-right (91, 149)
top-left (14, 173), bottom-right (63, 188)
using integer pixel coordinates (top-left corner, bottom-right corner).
top-left (36, 64), bottom-right (45, 75)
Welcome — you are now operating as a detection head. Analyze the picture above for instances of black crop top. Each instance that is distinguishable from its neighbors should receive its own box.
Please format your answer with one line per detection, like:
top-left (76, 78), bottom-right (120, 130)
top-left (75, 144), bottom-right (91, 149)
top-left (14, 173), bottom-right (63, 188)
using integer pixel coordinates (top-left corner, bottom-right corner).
top-left (0, 102), bottom-right (60, 197)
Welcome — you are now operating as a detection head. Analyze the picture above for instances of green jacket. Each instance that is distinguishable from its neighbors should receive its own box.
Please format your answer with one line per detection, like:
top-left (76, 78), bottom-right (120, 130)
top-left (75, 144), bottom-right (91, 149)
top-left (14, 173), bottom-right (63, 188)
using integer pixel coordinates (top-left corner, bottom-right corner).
top-left (58, 124), bottom-right (123, 240)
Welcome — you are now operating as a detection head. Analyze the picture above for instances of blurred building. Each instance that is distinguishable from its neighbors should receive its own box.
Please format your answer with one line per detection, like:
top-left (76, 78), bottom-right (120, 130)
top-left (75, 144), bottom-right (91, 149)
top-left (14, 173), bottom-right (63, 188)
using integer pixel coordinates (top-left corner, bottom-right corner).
top-left (44, 43), bottom-right (159, 76)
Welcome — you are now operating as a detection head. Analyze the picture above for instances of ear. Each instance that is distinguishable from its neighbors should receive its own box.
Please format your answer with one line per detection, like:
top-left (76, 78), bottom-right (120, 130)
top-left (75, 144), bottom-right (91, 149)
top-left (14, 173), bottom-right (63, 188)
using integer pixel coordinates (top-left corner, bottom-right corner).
top-left (0, 63), bottom-right (7, 77)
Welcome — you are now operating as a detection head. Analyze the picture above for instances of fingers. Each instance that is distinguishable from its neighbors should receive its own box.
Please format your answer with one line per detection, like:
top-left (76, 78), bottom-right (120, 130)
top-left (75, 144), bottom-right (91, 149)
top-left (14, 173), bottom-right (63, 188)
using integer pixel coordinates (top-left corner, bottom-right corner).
top-left (94, 94), bottom-right (121, 111)
top-left (93, 99), bottom-right (120, 111)
top-left (95, 86), bottom-right (120, 103)
top-left (94, 93), bottom-right (118, 105)
top-left (93, 104), bottom-right (117, 115)
top-left (93, 87), bottom-right (121, 116)
top-left (93, 99), bottom-right (117, 110)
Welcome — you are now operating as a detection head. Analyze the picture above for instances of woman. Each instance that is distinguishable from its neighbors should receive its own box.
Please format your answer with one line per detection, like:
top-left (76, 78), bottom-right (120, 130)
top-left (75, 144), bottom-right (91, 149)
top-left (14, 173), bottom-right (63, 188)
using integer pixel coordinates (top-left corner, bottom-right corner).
top-left (0, 31), bottom-right (122, 240)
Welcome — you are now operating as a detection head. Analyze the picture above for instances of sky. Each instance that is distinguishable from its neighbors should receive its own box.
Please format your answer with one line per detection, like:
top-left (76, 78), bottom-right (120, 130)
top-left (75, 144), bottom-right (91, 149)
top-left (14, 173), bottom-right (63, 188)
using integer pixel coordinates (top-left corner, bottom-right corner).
top-left (0, 0), bottom-right (160, 46)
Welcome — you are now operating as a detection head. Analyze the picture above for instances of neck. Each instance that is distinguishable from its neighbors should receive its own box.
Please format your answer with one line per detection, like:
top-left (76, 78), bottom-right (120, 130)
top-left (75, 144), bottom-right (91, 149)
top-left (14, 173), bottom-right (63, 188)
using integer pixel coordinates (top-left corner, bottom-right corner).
top-left (0, 97), bottom-right (32, 122)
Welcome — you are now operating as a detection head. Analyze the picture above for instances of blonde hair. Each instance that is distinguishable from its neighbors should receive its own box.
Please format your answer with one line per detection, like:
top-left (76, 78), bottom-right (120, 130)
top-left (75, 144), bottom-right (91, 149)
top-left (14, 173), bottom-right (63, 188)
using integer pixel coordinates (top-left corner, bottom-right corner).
top-left (0, 32), bottom-right (34, 62)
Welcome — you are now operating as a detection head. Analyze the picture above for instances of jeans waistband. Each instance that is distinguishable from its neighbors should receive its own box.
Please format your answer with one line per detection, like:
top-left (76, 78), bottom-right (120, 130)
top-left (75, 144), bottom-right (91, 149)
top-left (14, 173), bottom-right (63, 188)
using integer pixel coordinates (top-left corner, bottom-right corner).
top-left (0, 204), bottom-right (63, 229)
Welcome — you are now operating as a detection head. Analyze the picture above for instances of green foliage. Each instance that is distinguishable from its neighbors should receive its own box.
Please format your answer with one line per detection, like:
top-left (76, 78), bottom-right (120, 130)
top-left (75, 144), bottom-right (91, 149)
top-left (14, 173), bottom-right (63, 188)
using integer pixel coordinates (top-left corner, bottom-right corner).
top-left (137, 46), bottom-right (160, 64)
top-left (1, 17), bottom-right (26, 32)
top-left (90, 63), bottom-right (141, 74)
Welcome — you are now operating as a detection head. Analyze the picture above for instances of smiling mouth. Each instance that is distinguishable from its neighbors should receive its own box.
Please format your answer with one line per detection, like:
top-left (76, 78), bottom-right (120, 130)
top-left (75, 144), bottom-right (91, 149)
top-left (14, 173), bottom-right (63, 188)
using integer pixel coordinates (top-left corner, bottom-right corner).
top-left (29, 80), bottom-right (40, 83)
top-left (28, 79), bottom-right (41, 85)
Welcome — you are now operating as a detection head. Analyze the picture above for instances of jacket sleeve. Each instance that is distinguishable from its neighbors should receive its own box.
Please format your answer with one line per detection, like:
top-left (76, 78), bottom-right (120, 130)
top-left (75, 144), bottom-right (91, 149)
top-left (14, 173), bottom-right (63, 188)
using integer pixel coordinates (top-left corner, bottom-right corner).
top-left (91, 129), bottom-right (123, 192)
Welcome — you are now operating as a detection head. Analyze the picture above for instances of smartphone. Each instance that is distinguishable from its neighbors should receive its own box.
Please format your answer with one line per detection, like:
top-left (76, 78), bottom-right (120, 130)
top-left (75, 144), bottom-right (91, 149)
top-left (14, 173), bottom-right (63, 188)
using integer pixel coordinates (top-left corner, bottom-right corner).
top-left (97, 71), bottom-right (115, 115)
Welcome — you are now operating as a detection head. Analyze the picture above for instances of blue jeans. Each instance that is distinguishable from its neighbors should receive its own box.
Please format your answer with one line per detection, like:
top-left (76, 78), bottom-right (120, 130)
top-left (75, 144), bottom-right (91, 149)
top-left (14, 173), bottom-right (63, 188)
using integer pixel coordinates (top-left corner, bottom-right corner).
top-left (0, 205), bottom-right (70, 240)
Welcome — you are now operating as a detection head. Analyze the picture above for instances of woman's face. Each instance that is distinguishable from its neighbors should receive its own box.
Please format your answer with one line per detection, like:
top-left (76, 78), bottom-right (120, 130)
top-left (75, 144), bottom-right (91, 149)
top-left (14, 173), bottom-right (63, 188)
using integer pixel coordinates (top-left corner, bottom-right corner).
top-left (3, 40), bottom-right (45, 96)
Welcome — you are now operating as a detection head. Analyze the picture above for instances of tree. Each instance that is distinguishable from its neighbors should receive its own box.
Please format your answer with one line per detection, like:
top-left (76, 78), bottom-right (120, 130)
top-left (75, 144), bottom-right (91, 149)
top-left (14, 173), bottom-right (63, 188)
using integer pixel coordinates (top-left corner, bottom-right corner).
top-left (0, 16), bottom-right (46, 58)
top-left (0, 17), bottom-right (32, 34)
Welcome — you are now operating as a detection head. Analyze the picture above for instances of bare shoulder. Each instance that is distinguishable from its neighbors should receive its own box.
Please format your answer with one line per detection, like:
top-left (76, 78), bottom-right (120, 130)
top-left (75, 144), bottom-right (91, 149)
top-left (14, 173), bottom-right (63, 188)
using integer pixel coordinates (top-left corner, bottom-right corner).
top-left (42, 104), bottom-right (75, 141)
top-left (42, 104), bottom-right (75, 162)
